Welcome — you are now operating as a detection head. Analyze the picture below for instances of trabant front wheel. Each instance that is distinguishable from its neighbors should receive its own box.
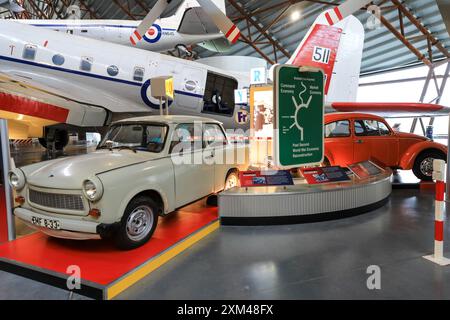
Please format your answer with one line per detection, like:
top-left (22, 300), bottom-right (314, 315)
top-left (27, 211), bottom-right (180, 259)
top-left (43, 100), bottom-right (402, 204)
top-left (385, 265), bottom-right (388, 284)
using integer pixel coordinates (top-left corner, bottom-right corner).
top-left (115, 196), bottom-right (159, 250)
top-left (412, 151), bottom-right (446, 181)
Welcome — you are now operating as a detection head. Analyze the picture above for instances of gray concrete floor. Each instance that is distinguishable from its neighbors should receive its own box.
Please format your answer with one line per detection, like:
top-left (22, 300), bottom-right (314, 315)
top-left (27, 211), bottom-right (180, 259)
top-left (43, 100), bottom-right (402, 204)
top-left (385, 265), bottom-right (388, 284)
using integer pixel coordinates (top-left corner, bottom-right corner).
top-left (0, 188), bottom-right (449, 300)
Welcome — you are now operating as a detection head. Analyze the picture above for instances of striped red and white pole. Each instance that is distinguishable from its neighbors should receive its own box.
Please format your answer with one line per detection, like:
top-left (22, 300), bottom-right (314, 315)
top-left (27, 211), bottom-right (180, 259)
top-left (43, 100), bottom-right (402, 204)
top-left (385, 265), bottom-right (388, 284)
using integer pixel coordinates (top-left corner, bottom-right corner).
top-left (423, 159), bottom-right (450, 266)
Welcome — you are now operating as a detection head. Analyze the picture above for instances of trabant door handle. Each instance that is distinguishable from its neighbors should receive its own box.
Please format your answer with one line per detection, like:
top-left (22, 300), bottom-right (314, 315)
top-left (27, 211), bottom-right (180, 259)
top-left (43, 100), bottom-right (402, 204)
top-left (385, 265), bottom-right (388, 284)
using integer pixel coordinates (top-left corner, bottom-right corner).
top-left (356, 140), bottom-right (364, 144)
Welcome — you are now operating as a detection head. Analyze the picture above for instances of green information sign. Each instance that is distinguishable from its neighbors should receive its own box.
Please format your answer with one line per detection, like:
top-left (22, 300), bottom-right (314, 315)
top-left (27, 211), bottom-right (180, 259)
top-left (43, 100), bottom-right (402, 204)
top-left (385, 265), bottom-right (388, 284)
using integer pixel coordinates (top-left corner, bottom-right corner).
top-left (273, 65), bottom-right (324, 168)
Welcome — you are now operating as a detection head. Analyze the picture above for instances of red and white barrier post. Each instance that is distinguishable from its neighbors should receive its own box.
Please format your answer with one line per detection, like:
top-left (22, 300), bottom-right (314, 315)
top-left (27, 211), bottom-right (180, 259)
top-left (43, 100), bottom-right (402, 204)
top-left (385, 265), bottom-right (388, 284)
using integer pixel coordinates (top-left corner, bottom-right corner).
top-left (423, 159), bottom-right (450, 266)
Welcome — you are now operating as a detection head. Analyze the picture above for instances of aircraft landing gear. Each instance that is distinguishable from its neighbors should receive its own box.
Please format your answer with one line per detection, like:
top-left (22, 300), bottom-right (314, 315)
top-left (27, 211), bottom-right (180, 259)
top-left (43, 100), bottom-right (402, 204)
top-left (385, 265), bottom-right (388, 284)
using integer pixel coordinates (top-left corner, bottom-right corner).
top-left (173, 44), bottom-right (197, 60)
top-left (38, 128), bottom-right (69, 156)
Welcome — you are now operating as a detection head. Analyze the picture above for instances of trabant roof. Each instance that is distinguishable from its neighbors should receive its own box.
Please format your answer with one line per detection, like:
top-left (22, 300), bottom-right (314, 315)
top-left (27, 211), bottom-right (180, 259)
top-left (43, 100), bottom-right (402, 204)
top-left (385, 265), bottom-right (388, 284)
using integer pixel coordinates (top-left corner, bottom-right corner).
top-left (113, 115), bottom-right (222, 125)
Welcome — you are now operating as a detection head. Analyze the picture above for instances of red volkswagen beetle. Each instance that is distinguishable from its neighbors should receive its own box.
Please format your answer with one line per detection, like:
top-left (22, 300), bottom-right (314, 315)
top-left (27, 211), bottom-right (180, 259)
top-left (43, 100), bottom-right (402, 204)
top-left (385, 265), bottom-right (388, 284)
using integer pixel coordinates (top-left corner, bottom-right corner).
top-left (324, 113), bottom-right (447, 180)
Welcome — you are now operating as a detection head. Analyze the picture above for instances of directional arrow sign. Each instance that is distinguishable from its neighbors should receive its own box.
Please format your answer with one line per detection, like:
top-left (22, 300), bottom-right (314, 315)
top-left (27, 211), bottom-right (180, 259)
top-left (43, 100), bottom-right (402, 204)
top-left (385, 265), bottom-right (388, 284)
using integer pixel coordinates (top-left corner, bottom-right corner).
top-left (273, 65), bottom-right (324, 168)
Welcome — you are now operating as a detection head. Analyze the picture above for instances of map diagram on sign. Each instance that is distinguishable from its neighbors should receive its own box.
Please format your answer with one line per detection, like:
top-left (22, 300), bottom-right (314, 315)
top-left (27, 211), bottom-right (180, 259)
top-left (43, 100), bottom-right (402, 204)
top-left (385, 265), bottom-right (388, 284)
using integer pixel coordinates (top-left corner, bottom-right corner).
top-left (274, 65), bottom-right (324, 168)
top-left (283, 82), bottom-right (313, 141)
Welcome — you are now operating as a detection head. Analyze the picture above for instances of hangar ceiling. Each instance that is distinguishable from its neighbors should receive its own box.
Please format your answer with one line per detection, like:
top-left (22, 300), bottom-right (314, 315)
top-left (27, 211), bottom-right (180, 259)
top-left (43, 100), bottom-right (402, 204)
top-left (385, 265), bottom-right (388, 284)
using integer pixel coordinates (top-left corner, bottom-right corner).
top-left (1, 0), bottom-right (449, 75)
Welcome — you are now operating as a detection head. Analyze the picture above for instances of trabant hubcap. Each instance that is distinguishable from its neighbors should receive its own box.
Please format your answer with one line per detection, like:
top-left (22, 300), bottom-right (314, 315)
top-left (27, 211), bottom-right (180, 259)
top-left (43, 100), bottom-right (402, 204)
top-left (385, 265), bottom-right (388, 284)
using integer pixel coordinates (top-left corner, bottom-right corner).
top-left (420, 157), bottom-right (434, 177)
top-left (126, 205), bottom-right (153, 241)
top-left (225, 174), bottom-right (238, 190)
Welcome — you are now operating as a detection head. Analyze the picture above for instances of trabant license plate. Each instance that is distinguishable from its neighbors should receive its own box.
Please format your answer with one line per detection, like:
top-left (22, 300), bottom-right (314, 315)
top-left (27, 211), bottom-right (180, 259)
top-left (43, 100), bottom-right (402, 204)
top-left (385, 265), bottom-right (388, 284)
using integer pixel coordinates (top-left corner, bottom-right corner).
top-left (31, 216), bottom-right (61, 230)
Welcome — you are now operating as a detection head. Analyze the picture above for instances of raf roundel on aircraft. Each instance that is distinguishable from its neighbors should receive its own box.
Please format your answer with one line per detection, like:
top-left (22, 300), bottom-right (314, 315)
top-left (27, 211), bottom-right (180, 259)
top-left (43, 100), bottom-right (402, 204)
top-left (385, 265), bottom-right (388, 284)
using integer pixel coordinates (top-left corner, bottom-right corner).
top-left (143, 24), bottom-right (162, 43)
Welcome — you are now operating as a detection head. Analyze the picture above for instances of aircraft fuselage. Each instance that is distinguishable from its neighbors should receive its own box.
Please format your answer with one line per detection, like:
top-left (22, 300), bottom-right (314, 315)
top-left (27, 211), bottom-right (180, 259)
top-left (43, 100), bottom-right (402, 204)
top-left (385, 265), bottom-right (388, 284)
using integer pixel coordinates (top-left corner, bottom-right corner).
top-left (0, 20), bottom-right (250, 138)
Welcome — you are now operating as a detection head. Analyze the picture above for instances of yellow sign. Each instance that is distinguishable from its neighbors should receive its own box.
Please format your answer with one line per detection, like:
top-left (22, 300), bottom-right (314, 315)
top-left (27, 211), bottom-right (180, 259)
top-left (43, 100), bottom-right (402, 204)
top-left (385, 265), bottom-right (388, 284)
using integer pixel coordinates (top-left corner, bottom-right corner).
top-left (165, 77), bottom-right (174, 99)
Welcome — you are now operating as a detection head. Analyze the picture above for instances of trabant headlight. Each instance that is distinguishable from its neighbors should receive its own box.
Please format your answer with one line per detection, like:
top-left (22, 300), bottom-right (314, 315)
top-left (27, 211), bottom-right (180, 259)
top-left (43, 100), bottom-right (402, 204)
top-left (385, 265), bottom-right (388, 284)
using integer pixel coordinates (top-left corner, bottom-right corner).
top-left (82, 177), bottom-right (103, 201)
top-left (8, 169), bottom-right (25, 190)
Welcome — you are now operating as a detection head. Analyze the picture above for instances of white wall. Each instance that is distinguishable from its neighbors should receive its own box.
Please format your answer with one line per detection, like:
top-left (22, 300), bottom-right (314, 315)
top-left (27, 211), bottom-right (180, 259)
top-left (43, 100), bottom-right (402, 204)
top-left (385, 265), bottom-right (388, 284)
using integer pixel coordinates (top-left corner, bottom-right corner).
top-left (357, 63), bottom-right (450, 137)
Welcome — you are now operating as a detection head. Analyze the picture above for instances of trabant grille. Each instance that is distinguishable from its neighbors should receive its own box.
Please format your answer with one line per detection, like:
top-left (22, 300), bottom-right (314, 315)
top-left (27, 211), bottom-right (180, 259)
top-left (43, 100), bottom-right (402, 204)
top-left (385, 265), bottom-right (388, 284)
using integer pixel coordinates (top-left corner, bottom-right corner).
top-left (29, 189), bottom-right (85, 211)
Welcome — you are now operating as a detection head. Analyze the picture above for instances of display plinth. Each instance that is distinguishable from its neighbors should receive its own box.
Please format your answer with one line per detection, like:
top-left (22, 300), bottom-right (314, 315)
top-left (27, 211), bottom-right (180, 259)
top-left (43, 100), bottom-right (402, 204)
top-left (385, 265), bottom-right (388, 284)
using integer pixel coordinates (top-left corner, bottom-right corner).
top-left (0, 207), bottom-right (219, 300)
top-left (391, 170), bottom-right (435, 190)
top-left (219, 170), bottom-right (392, 225)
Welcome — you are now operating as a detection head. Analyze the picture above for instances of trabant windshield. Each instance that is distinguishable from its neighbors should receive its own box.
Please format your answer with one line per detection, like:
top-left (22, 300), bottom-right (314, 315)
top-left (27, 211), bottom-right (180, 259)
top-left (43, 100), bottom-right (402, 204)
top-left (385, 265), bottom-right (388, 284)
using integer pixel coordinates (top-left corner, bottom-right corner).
top-left (97, 123), bottom-right (168, 153)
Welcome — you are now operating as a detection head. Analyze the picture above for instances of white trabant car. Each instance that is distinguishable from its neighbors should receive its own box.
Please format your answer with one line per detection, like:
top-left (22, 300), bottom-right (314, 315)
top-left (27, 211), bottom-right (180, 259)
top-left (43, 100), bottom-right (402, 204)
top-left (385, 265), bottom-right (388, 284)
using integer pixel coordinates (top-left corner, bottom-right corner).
top-left (9, 116), bottom-right (247, 249)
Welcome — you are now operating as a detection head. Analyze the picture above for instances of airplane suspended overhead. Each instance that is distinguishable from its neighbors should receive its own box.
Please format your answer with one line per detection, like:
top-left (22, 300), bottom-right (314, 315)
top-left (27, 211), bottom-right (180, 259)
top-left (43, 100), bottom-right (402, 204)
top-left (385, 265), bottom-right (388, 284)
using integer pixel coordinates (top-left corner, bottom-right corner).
top-left (0, 0), bottom-right (447, 148)
top-left (0, 0), bottom-right (247, 147)
top-left (17, 0), bottom-right (234, 54)
top-left (0, 0), bottom-right (23, 13)
top-left (273, 0), bottom-right (450, 115)
top-left (129, 0), bottom-right (240, 47)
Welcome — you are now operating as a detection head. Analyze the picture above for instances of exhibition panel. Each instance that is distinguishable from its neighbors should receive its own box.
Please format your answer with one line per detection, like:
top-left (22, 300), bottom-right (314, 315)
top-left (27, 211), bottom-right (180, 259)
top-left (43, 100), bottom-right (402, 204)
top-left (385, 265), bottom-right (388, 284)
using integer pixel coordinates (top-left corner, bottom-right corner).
top-left (220, 165), bottom-right (392, 225)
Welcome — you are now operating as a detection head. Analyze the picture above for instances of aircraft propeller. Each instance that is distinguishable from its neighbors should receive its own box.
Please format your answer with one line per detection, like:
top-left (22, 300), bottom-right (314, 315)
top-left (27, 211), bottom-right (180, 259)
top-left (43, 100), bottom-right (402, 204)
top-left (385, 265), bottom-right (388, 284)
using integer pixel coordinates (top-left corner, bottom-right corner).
top-left (324, 0), bottom-right (374, 25)
top-left (130, 0), bottom-right (240, 46)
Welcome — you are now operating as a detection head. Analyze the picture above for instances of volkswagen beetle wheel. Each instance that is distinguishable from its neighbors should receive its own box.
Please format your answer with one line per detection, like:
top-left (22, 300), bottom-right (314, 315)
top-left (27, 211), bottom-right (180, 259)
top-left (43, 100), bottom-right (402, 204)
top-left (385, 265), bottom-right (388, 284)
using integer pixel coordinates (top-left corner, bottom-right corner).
top-left (412, 151), bottom-right (446, 181)
top-left (419, 157), bottom-right (434, 177)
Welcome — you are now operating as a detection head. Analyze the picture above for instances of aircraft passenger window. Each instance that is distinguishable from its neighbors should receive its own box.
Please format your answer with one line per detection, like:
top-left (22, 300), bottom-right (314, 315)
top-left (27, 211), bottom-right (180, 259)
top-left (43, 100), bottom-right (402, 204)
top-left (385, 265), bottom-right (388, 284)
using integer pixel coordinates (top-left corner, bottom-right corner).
top-left (202, 72), bottom-right (237, 116)
top-left (107, 65), bottom-right (119, 77)
top-left (203, 123), bottom-right (228, 147)
top-left (325, 120), bottom-right (350, 138)
top-left (378, 121), bottom-right (391, 136)
top-left (52, 54), bottom-right (65, 66)
top-left (133, 67), bottom-right (145, 82)
top-left (80, 57), bottom-right (93, 72)
top-left (22, 44), bottom-right (37, 60)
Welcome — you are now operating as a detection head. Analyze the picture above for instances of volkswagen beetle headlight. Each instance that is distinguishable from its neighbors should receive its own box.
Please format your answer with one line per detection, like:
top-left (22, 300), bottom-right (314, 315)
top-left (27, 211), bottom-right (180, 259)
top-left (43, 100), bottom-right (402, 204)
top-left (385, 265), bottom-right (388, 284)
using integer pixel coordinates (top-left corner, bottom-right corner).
top-left (82, 177), bottom-right (103, 201)
top-left (8, 169), bottom-right (25, 190)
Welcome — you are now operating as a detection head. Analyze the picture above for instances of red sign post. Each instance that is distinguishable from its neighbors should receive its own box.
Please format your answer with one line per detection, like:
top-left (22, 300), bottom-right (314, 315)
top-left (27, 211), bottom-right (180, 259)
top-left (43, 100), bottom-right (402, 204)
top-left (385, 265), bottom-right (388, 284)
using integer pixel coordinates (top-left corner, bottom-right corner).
top-left (0, 119), bottom-right (14, 242)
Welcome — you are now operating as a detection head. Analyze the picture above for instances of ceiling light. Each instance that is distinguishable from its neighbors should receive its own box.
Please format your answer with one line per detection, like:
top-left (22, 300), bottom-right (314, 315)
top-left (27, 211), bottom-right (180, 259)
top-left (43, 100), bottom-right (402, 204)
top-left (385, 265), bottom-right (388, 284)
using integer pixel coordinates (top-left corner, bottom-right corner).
top-left (291, 10), bottom-right (301, 22)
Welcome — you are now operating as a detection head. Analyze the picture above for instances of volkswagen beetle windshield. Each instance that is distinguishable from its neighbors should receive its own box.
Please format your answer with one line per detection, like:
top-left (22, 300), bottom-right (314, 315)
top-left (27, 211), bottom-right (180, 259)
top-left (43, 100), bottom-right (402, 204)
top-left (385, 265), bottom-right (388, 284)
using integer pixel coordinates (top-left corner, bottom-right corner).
top-left (98, 123), bottom-right (168, 153)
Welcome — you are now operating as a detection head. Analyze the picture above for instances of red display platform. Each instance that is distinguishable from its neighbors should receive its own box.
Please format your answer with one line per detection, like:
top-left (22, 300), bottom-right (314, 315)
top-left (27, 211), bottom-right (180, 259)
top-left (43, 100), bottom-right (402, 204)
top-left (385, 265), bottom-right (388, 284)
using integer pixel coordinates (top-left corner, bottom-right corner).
top-left (0, 205), bottom-right (219, 299)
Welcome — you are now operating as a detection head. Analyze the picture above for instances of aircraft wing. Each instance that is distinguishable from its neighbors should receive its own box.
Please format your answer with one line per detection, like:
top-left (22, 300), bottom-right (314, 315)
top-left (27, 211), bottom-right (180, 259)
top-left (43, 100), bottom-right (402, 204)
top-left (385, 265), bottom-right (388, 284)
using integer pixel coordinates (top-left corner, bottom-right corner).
top-left (0, 71), bottom-right (110, 135)
top-left (327, 102), bottom-right (450, 118)
top-left (178, 7), bottom-right (221, 35)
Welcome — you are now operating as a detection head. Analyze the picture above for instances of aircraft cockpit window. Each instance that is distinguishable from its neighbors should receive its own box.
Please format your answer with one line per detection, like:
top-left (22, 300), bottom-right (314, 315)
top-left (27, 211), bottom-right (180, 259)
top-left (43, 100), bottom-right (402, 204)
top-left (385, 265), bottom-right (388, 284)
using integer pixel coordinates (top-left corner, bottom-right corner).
top-left (52, 54), bottom-right (65, 66)
top-left (202, 72), bottom-right (237, 117)
top-left (22, 44), bottom-right (37, 60)
top-left (107, 65), bottom-right (119, 77)
top-left (81, 30), bottom-right (88, 33)
top-left (133, 67), bottom-right (145, 82)
top-left (80, 56), bottom-right (93, 72)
